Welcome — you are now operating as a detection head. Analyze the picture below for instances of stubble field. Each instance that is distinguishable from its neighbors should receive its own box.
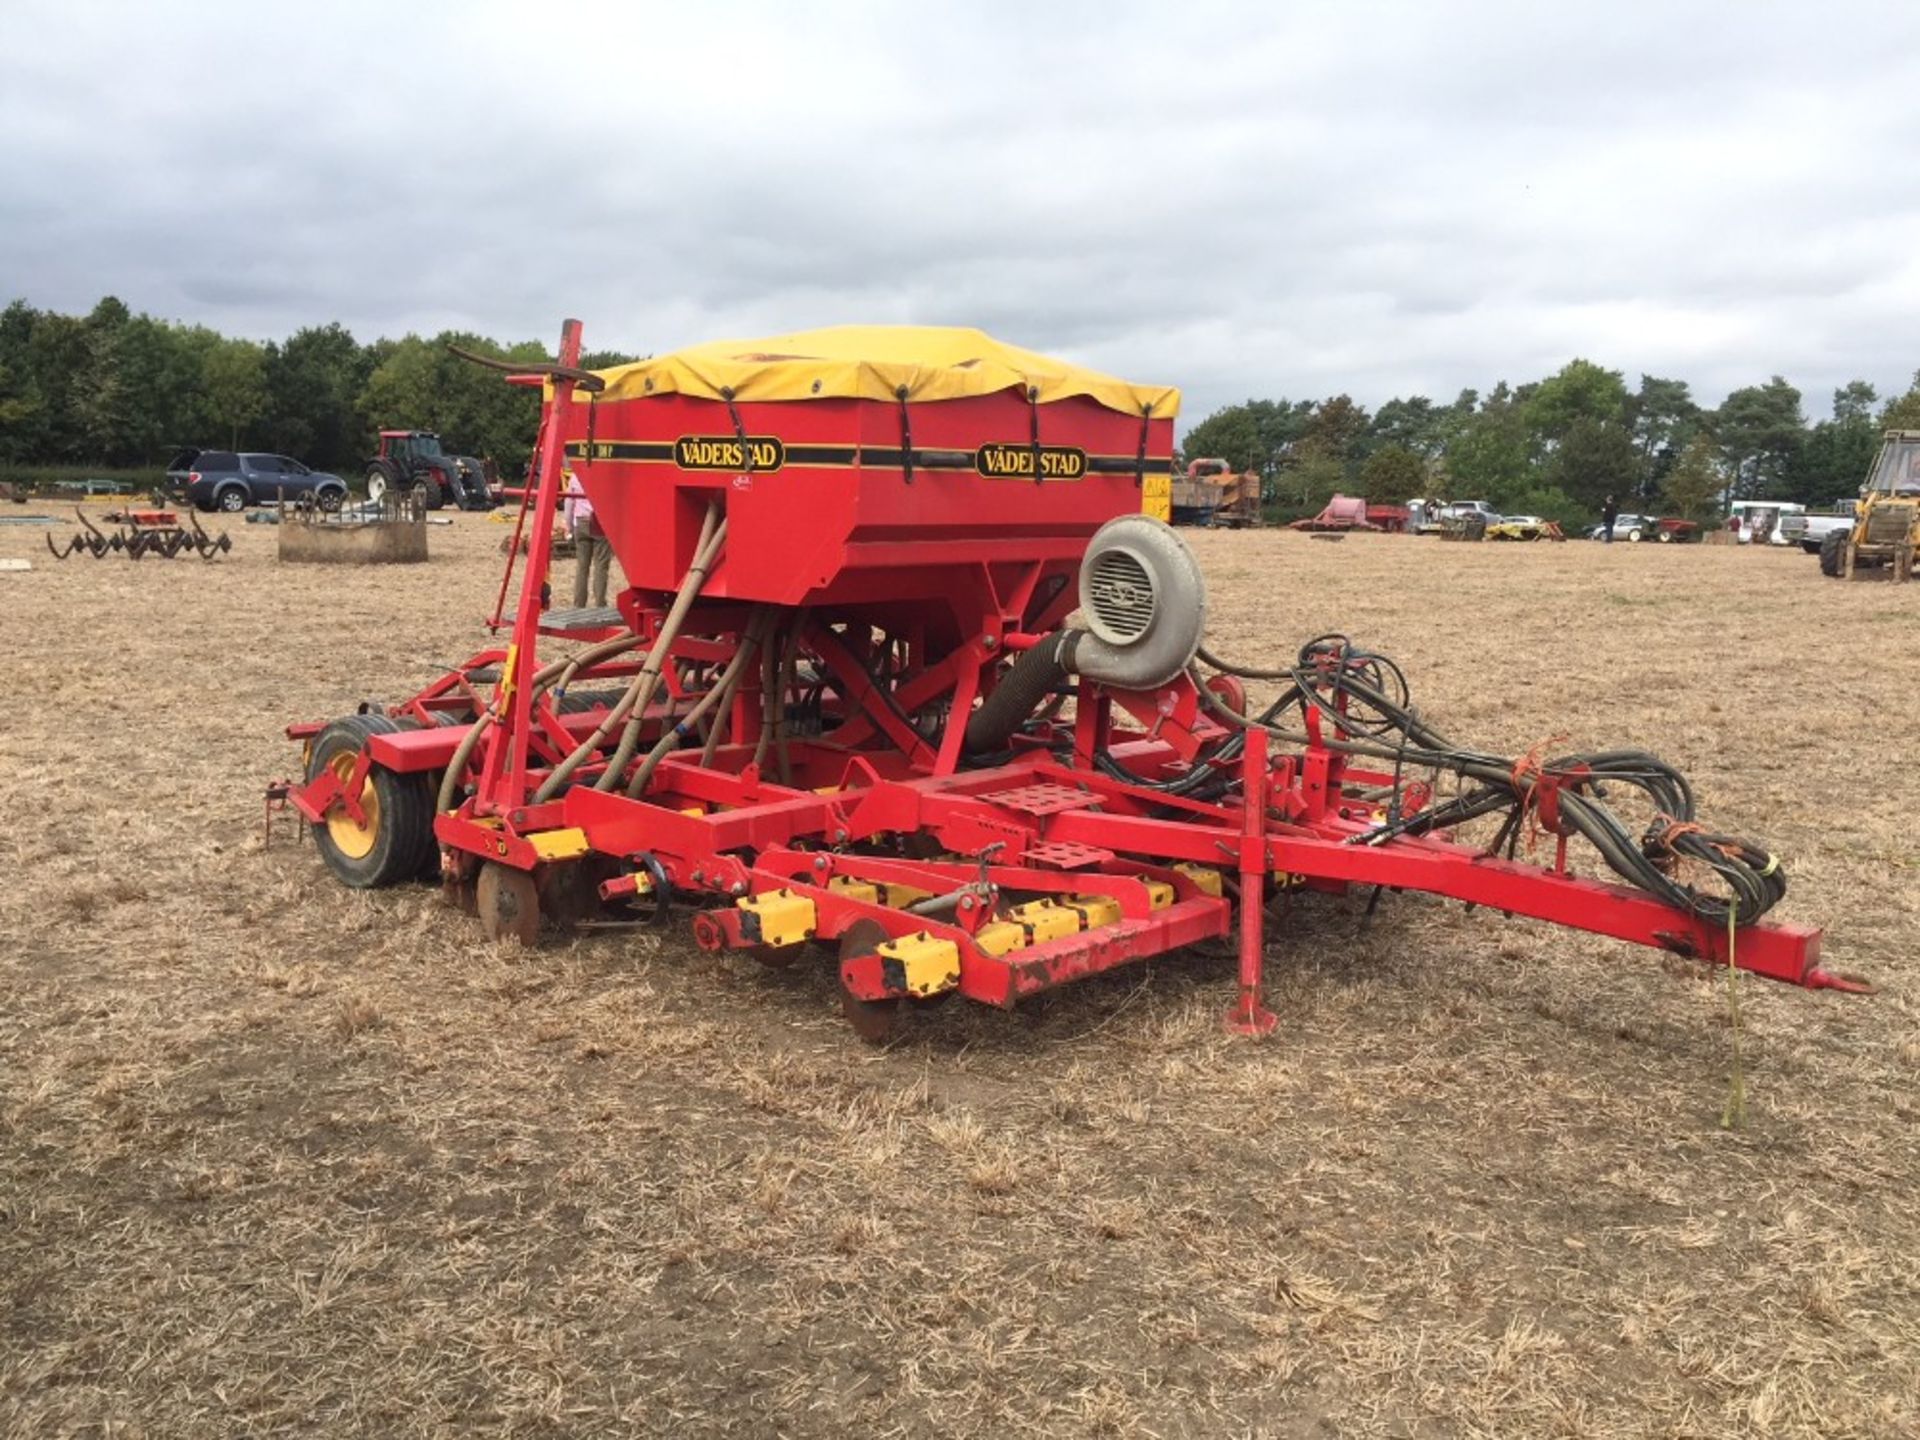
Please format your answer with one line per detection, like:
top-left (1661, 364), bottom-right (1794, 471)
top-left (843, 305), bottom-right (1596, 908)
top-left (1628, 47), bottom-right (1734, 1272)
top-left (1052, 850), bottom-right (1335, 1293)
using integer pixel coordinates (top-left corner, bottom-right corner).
top-left (2, 515), bottom-right (1916, 1438)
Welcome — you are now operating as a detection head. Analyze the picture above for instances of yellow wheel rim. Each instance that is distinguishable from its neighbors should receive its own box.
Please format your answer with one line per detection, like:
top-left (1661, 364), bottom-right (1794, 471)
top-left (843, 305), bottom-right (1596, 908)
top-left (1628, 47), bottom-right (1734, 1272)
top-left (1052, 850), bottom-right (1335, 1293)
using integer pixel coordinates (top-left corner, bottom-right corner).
top-left (325, 751), bottom-right (380, 861)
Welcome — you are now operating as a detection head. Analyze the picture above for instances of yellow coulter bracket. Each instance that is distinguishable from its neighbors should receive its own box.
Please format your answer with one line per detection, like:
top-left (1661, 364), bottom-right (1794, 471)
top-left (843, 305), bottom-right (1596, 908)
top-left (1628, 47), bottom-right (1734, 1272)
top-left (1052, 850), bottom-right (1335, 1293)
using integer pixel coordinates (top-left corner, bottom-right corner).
top-left (736, 888), bottom-right (817, 948)
top-left (877, 931), bottom-right (961, 997)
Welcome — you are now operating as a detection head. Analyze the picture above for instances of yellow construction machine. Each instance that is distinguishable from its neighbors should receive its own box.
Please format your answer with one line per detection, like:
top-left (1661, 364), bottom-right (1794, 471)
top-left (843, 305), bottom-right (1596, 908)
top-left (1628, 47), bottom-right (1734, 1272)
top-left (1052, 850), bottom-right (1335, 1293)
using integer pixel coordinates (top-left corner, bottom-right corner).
top-left (1820, 430), bottom-right (1920, 581)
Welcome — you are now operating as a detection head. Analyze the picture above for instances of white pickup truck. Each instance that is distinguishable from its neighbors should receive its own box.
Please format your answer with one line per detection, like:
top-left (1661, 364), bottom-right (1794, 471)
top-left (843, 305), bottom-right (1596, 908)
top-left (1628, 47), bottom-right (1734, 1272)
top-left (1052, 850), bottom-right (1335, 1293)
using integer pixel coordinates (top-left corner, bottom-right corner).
top-left (1778, 509), bottom-right (1856, 554)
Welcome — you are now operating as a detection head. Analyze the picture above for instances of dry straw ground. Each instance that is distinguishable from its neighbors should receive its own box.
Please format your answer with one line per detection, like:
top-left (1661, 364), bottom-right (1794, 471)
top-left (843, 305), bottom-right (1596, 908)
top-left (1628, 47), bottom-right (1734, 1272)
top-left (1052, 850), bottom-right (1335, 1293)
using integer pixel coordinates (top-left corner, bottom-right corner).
top-left (2, 516), bottom-right (1916, 1438)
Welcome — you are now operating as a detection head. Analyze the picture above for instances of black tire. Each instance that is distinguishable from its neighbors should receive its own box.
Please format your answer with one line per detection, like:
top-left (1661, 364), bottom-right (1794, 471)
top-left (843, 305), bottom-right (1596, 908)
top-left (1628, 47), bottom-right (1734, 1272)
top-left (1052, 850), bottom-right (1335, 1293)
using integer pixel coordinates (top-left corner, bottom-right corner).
top-left (556, 689), bottom-right (626, 714)
top-left (306, 714), bottom-right (436, 888)
top-left (1656, 529), bottom-right (1672, 543)
top-left (365, 464), bottom-right (399, 505)
top-left (1819, 527), bottom-right (1847, 578)
top-left (216, 485), bottom-right (248, 513)
top-left (315, 486), bottom-right (345, 513)
top-left (388, 715), bottom-right (455, 877)
top-left (417, 474), bottom-right (446, 511)
top-left (452, 457), bottom-right (489, 509)
top-left (1626, 528), bottom-right (1644, 543)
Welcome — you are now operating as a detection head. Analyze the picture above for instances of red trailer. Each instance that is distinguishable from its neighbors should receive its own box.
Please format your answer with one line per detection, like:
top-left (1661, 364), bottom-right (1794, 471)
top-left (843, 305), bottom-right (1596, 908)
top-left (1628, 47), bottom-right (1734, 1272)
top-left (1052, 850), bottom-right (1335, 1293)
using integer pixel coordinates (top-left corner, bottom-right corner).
top-left (1289, 494), bottom-right (1386, 532)
top-left (1287, 496), bottom-right (1411, 533)
top-left (281, 322), bottom-right (1863, 1044)
top-left (1365, 502), bottom-right (1411, 532)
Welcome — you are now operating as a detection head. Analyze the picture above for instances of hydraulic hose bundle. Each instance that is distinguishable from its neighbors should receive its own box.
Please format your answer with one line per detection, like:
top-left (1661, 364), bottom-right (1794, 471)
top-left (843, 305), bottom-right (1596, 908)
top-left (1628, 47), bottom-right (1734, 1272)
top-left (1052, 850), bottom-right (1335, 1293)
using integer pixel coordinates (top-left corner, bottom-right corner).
top-left (1190, 636), bottom-right (1789, 926)
top-left (530, 503), bottom-right (726, 804)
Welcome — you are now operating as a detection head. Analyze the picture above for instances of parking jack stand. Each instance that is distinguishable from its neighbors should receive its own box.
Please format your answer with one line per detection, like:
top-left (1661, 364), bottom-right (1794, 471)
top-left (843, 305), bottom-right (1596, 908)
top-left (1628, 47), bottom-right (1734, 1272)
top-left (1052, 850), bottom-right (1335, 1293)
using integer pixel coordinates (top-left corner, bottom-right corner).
top-left (1226, 726), bottom-right (1278, 1037)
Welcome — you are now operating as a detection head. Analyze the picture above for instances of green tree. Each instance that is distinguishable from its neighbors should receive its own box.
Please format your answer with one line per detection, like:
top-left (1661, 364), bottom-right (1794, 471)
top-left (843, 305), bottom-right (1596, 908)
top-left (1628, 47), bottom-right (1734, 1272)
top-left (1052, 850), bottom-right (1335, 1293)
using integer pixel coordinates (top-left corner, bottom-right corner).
top-left (358, 335), bottom-right (439, 433)
top-left (1368, 395), bottom-right (1444, 458)
top-left (0, 357), bottom-right (40, 447)
top-left (1714, 377), bottom-right (1804, 500)
top-left (1792, 382), bottom-right (1879, 506)
top-left (118, 317), bottom-right (220, 463)
top-left (203, 338), bottom-right (270, 449)
top-left (1833, 379), bottom-right (1877, 424)
top-left (1299, 394), bottom-right (1371, 473)
top-left (71, 296), bottom-right (132, 463)
top-left (1445, 382), bottom-right (1535, 505)
top-left (1275, 447), bottom-right (1346, 519)
top-left (359, 332), bottom-right (547, 473)
top-left (23, 307), bottom-right (90, 461)
top-left (1259, 395), bottom-right (1373, 516)
top-left (1178, 404), bottom-right (1263, 472)
top-left (1179, 397), bottom-right (1312, 482)
top-left (267, 323), bottom-right (375, 469)
top-left (1880, 372), bottom-right (1920, 430)
top-left (1357, 443), bottom-right (1426, 501)
top-left (1241, 397), bottom-right (1315, 475)
top-left (1625, 374), bottom-right (1698, 502)
top-left (0, 302), bottom-right (50, 463)
top-left (579, 348), bottom-right (643, 371)
top-left (1524, 358), bottom-right (1629, 446)
top-left (1662, 433), bottom-right (1724, 521)
top-left (1547, 417), bottom-right (1641, 511)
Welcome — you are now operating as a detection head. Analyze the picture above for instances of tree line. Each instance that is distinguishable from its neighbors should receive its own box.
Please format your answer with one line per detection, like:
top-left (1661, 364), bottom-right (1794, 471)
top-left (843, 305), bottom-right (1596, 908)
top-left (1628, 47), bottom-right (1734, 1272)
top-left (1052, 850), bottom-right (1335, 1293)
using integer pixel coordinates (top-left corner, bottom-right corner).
top-left (6, 295), bottom-right (1916, 520)
top-left (1181, 360), bottom-right (1920, 525)
top-left (0, 296), bottom-right (637, 478)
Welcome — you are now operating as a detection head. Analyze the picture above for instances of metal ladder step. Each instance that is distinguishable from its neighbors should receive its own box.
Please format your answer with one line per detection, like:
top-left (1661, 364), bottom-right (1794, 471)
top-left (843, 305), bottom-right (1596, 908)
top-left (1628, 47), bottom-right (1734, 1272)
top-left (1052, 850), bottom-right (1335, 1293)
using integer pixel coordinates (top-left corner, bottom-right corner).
top-left (538, 606), bottom-right (624, 634)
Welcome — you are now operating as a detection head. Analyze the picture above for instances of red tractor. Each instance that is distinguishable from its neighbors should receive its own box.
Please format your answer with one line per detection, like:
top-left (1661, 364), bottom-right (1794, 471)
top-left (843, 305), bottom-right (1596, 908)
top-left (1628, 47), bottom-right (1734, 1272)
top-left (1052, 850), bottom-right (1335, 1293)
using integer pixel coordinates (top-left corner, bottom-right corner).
top-left (365, 430), bottom-right (496, 511)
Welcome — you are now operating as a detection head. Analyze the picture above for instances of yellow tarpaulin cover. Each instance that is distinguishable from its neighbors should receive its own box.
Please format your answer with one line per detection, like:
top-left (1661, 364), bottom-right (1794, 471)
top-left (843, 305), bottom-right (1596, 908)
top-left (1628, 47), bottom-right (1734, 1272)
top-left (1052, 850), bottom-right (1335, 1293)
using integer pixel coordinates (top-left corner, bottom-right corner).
top-left (582, 326), bottom-right (1180, 418)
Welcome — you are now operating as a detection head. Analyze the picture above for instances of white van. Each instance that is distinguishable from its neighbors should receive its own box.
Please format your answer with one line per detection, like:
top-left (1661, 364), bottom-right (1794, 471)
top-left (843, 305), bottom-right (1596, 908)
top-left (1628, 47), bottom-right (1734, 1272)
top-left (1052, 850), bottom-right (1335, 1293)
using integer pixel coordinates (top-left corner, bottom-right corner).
top-left (1728, 500), bottom-right (1805, 546)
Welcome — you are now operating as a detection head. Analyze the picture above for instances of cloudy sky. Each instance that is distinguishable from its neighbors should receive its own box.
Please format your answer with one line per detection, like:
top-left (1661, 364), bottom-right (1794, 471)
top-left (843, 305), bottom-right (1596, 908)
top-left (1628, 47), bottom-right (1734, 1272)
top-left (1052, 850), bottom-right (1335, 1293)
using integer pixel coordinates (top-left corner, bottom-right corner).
top-left (4, 2), bottom-right (1916, 425)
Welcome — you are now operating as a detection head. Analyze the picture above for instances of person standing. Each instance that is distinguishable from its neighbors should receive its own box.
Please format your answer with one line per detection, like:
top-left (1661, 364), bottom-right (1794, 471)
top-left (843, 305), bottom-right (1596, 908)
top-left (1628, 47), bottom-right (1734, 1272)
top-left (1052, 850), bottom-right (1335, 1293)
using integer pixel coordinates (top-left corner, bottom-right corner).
top-left (564, 470), bottom-right (612, 608)
top-left (1600, 493), bottom-right (1619, 545)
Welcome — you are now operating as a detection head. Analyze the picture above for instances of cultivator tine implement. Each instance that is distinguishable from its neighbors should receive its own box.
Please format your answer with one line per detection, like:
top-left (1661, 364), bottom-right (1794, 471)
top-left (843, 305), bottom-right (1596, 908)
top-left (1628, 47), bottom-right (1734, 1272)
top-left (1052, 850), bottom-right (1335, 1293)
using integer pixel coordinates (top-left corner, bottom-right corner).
top-left (42, 506), bottom-right (232, 561)
top-left (74, 508), bottom-right (113, 557)
top-left (189, 512), bottom-right (232, 559)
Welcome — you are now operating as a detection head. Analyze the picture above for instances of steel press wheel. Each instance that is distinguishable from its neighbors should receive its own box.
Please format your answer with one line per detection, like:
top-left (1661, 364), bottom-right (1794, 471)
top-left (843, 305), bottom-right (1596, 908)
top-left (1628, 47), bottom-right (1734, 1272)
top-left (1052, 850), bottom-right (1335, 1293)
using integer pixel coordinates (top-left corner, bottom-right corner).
top-left (305, 714), bottom-right (436, 888)
top-left (477, 862), bottom-right (541, 945)
top-left (837, 919), bottom-right (903, 1044)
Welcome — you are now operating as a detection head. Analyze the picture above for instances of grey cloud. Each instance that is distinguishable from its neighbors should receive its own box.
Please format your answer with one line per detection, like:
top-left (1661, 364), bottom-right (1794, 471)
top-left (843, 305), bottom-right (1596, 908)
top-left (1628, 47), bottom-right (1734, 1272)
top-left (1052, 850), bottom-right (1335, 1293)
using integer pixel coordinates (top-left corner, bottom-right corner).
top-left (2, 1), bottom-right (1917, 426)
